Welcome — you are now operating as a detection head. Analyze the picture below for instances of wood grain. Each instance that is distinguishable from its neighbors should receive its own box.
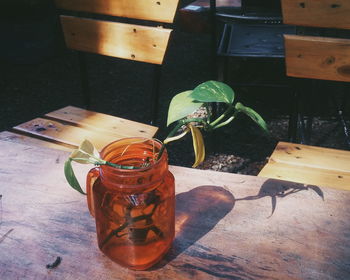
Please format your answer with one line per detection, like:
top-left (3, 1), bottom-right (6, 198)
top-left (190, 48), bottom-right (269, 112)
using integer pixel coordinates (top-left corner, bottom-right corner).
top-left (259, 161), bottom-right (350, 191)
top-left (266, 141), bottom-right (350, 173)
top-left (46, 106), bottom-right (158, 139)
top-left (258, 142), bottom-right (350, 191)
top-left (281, 0), bottom-right (350, 29)
top-left (0, 131), bottom-right (72, 152)
top-left (60, 16), bottom-right (172, 65)
top-left (284, 34), bottom-right (350, 82)
top-left (12, 106), bottom-right (158, 152)
top-left (55, 0), bottom-right (179, 23)
top-left (13, 117), bottom-right (132, 151)
top-left (1, 140), bottom-right (350, 279)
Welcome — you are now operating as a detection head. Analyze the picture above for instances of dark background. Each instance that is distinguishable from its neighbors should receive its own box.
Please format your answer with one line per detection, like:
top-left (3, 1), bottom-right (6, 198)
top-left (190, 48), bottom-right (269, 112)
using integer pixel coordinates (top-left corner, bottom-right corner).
top-left (0, 0), bottom-right (348, 171)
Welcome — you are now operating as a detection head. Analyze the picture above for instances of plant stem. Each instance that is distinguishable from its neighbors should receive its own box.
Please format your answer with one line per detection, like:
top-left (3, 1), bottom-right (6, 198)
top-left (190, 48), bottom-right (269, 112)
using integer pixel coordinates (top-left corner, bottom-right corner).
top-left (157, 118), bottom-right (207, 161)
top-left (212, 110), bottom-right (239, 129)
top-left (157, 121), bottom-right (184, 161)
top-left (209, 105), bottom-right (234, 127)
top-left (104, 161), bottom-right (139, 170)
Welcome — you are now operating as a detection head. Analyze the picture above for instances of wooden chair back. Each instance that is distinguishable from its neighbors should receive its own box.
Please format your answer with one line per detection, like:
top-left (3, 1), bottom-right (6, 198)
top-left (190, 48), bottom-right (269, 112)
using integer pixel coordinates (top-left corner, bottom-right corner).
top-left (55, 0), bottom-right (179, 65)
top-left (281, 0), bottom-right (350, 82)
top-left (55, 0), bottom-right (179, 23)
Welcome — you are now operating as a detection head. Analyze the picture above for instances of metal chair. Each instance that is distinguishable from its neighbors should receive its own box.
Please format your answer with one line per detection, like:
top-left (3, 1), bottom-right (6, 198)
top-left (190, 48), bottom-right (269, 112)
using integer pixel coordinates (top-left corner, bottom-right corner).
top-left (54, 0), bottom-right (179, 125)
top-left (210, 0), bottom-right (296, 81)
top-left (209, 0), bottom-right (298, 141)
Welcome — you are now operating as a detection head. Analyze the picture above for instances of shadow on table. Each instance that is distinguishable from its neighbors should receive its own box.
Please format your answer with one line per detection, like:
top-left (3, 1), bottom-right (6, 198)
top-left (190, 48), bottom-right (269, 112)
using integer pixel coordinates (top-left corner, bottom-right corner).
top-left (152, 185), bottom-right (235, 269)
top-left (236, 178), bottom-right (324, 217)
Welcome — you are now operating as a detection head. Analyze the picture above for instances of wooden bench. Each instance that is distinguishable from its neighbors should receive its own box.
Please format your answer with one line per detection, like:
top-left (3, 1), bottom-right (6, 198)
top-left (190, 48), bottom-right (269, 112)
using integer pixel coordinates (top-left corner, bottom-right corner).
top-left (0, 106), bottom-right (158, 152)
top-left (258, 141), bottom-right (350, 191)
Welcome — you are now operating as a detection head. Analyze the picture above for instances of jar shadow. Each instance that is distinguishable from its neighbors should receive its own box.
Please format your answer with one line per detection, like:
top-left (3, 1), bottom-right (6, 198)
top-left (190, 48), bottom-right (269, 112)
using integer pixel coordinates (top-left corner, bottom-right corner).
top-left (152, 185), bottom-right (235, 269)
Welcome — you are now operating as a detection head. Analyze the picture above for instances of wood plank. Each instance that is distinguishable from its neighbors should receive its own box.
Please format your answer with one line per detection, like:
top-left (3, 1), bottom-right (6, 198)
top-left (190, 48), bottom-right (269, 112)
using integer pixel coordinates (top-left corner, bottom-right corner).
top-left (1, 140), bottom-right (350, 279)
top-left (281, 0), bottom-right (350, 29)
top-left (55, 0), bottom-right (179, 23)
top-left (0, 131), bottom-right (72, 152)
top-left (45, 106), bottom-right (158, 139)
top-left (284, 35), bottom-right (350, 82)
top-left (13, 118), bottom-right (137, 151)
top-left (258, 160), bottom-right (350, 191)
top-left (60, 16), bottom-right (172, 65)
top-left (268, 141), bottom-right (350, 173)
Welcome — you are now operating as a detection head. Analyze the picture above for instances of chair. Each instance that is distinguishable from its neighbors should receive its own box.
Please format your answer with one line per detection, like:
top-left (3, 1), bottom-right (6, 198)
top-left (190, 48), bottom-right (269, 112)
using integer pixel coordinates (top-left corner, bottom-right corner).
top-left (209, 0), bottom-right (296, 82)
top-left (208, 0), bottom-right (299, 141)
top-left (54, 0), bottom-right (179, 125)
top-left (282, 0), bottom-right (350, 147)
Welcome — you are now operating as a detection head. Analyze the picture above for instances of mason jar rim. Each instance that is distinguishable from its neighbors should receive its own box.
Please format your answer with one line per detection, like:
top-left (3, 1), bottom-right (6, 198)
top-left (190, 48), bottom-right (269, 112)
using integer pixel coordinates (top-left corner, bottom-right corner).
top-left (100, 137), bottom-right (167, 173)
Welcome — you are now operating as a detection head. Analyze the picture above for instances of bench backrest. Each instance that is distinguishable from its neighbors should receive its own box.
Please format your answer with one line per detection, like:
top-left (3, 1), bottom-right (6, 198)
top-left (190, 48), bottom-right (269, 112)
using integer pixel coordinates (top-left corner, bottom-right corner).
top-left (55, 0), bottom-right (179, 65)
top-left (55, 0), bottom-right (179, 23)
top-left (282, 0), bottom-right (350, 82)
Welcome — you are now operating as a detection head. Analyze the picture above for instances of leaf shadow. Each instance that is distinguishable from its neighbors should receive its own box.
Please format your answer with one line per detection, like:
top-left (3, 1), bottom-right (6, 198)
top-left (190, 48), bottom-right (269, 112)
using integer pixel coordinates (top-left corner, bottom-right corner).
top-left (152, 185), bottom-right (235, 269)
top-left (235, 178), bottom-right (324, 217)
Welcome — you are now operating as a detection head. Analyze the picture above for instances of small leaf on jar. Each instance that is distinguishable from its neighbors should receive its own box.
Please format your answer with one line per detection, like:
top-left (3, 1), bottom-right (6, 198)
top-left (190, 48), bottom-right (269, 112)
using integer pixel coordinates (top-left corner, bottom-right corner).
top-left (64, 159), bottom-right (86, 195)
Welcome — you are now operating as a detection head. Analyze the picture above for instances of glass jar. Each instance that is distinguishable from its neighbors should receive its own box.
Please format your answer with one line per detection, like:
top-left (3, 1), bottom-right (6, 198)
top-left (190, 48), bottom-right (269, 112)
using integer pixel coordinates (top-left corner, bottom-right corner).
top-left (86, 138), bottom-right (175, 270)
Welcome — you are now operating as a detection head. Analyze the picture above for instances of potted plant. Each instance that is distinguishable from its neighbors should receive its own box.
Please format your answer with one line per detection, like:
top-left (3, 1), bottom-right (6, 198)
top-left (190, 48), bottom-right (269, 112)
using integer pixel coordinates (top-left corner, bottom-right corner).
top-left (64, 81), bottom-right (268, 270)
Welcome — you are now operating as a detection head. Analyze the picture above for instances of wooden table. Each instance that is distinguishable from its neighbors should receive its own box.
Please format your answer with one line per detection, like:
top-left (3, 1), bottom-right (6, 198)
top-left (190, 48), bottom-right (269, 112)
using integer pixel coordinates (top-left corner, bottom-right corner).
top-left (1, 139), bottom-right (350, 279)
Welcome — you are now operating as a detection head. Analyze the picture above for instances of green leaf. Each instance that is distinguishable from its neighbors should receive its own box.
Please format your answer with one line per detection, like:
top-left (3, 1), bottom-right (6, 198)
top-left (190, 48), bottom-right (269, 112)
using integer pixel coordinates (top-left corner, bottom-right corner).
top-left (190, 81), bottom-right (235, 104)
top-left (64, 159), bottom-right (86, 195)
top-left (167, 90), bottom-right (203, 126)
top-left (235, 102), bottom-right (269, 133)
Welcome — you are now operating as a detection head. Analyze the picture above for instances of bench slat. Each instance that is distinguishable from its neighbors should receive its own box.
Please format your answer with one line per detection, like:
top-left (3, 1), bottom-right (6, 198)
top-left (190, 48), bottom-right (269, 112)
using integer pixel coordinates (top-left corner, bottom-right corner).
top-left (14, 118), bottom-right (128, 151)
top-left (55, 0), bottom-right (179, 23)
top-left (259, 161), bottom-right (350, 191)
top-left (281, 0), bottom-right (350, 29)
top-left (45, 106), bottom-right (158, 139)
top-left (259, 141), bottom-right (350, 190)
top-left (60, 16), bottom-right (172, 65)
top-left (268, 141), bottom-right (350, 173)
top-left (284, 35), bottom-right (350, 82)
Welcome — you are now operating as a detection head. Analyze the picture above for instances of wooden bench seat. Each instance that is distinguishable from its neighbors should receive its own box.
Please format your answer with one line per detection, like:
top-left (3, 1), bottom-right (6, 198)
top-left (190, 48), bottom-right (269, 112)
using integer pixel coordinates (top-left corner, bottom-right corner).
top-left (258, 141), bottom-right (350, 191)
top-left (2, 106), bottom-right (158, 152)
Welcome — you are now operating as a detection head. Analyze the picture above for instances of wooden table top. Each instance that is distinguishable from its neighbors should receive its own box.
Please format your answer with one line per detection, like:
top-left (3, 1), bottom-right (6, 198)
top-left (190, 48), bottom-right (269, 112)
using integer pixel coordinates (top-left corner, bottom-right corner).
top-left (1, 140), bottom-right (350, 279)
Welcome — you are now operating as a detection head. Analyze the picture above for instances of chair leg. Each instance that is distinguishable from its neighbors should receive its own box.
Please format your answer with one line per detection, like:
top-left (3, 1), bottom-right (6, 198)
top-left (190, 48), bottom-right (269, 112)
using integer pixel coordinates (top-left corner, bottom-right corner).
top-left (333, 83), bottom-right (350, 149)
top-left (150, 65), bottom-right (162, 125)
top-left (217, 55), bottom-right (228, 83)
top-left (288, 80), bottom-right (310, 144)
top-left (304, 79), bottom-right (317, 144)
top-left (288, 90), bottom-right (298, 142)
top-left (77, 51), bottom-right (90, 109)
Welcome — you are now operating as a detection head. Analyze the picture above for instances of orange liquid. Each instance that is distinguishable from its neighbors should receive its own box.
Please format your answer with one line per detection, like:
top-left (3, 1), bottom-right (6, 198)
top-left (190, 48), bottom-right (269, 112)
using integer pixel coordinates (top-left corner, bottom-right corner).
top-left (90, 138), bottom-right (175, 270)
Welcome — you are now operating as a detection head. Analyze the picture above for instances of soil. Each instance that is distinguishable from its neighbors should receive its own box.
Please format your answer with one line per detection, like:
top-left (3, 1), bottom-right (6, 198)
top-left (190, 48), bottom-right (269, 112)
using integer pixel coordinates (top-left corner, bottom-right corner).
top-left (0, 6), bottom-right (349, 175)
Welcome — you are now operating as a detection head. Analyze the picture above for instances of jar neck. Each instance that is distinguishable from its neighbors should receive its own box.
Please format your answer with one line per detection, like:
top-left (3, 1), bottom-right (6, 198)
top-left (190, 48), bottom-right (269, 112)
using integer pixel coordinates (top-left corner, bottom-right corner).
top-left (99, 138), bottom-right (168, 191)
